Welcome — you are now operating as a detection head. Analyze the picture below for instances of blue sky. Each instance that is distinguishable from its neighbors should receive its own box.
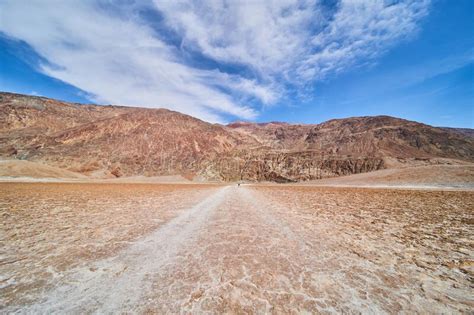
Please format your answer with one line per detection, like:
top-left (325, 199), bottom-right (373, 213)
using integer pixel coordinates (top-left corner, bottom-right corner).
top-left (0, 0), bottom-right (472, 127)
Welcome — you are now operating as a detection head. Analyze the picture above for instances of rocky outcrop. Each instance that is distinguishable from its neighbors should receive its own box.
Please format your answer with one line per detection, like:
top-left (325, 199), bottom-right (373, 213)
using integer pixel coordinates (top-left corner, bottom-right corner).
top-left (211, 151), bottom-right (385, 182)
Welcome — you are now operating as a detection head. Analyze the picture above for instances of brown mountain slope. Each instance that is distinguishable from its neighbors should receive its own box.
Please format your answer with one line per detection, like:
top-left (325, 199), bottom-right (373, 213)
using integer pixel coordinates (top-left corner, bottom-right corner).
top-left (0, 92), bottom-right (473, 181)
top-left (0, 92), bottom-right (126, 158)
top-left (229, 116), bottom-right (473, 160)
top-left (33, 109), bottom-right (254, 178)
top-left (0, 92), bottom-right (255, 179)
top-left (227, 116), bottom-right (474, 181)
top-left (441, 127), bottom-right (474, 139)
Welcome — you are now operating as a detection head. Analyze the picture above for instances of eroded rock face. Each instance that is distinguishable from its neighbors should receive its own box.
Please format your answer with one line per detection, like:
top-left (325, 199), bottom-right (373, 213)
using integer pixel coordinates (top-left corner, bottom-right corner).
top-left (212, 152), bottom-right (385, 182)
top-left (1, 92), bottom-right (473, 181)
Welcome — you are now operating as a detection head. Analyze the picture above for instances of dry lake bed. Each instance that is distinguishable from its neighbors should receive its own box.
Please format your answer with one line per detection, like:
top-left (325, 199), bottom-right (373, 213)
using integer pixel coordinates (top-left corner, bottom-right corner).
top-left (1, 182), bottom-right (473, 313)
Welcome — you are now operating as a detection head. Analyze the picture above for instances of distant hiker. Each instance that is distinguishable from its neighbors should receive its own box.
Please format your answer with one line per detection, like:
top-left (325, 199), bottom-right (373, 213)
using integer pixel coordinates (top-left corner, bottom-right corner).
top-left (238, 183), bottom-right (240, 187)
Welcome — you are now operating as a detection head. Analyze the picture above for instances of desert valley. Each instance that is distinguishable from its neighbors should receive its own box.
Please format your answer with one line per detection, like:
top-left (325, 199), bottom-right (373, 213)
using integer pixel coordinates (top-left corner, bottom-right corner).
top-left (2, 0), bottom-right (474, 312)
top-left (0, 92), bottom-right (473, 313)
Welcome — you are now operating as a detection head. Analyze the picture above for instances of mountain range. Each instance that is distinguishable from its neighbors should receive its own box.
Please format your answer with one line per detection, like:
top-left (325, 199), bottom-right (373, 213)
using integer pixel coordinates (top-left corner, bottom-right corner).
top-left (1, 92), bottom-right (473, 182)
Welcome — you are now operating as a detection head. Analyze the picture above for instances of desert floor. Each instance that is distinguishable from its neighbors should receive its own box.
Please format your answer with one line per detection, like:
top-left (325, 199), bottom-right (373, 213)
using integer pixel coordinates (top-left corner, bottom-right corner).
top-left (1, 182), bottom-right (473, 313)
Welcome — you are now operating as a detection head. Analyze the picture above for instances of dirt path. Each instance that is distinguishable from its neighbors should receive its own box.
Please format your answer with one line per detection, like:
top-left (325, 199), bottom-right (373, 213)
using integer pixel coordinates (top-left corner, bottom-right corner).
top-left (2, 184), bottom-right (473, 313)
top-left (140, 186), bottom-right (327, 313)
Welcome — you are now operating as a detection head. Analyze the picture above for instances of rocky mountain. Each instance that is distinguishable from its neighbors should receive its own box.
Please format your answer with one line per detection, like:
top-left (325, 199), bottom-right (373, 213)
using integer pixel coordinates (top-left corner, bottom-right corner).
top-left (441, 127), bottom-right (474, 139)
top-left (1, 92), bottom-right (473, 182)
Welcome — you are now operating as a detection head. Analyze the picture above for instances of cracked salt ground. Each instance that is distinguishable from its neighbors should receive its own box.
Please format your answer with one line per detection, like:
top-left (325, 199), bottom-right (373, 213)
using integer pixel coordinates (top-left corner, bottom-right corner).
top-left (1, 183), bottom-right (473, 313)
top-left (4, 186), bottom-right (230, 313)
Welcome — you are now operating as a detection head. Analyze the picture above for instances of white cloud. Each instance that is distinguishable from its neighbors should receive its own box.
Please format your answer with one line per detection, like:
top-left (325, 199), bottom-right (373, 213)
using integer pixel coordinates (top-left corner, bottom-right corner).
top-left (0, 0), bottom-right (430, 122)
top-left (0, 0), bottom-right (262, 122)
top-left (299, 0), bottom-right (431, 80)
top-left (156, 0), bottom-right (430, 82)
top-left (155, 0), bottom-right (317, 77)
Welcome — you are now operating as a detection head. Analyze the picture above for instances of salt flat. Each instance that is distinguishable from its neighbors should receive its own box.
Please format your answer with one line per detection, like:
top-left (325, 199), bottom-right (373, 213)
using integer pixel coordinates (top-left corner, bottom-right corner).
top-left (1, 183), bottom-right (473, 313)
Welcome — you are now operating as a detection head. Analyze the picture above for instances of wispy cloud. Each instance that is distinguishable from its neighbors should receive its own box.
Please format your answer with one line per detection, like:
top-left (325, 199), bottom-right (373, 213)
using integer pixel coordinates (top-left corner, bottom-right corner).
top-left (156, 1), bottom-right (430, 81)
top-left (299, 0), bottom-right (431, 81)
top-left (0, 0), bottom-right (430, 122)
